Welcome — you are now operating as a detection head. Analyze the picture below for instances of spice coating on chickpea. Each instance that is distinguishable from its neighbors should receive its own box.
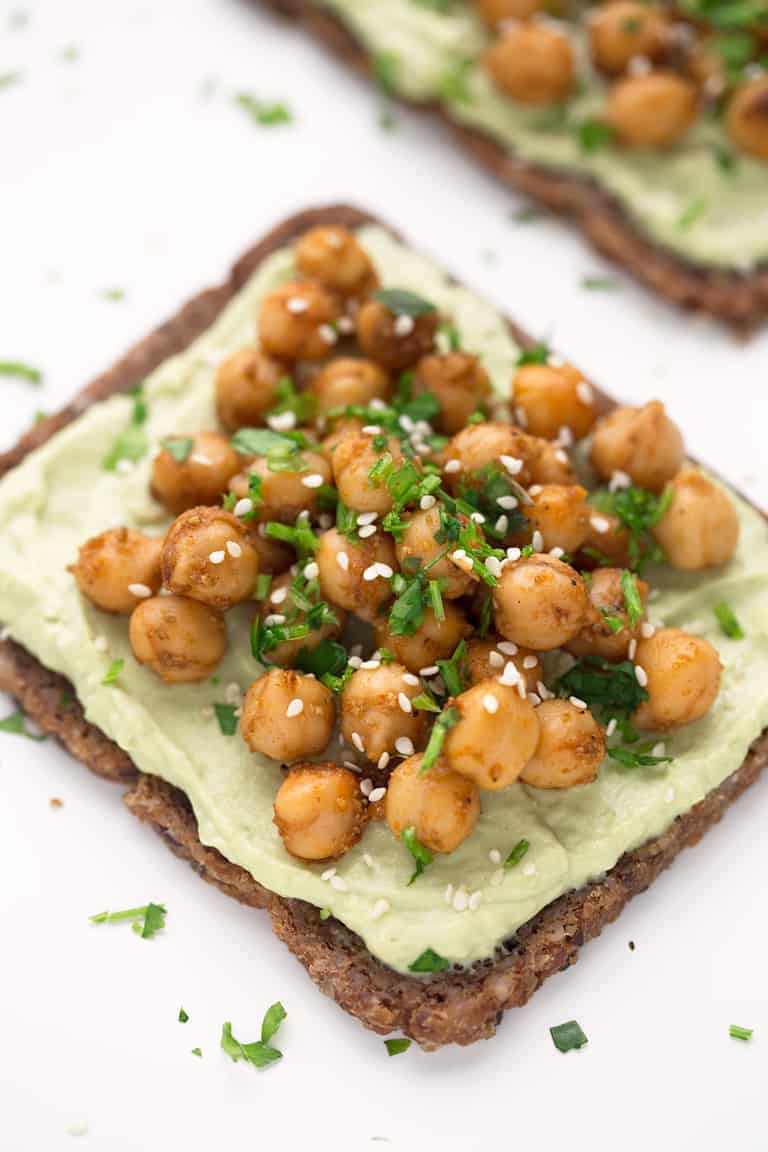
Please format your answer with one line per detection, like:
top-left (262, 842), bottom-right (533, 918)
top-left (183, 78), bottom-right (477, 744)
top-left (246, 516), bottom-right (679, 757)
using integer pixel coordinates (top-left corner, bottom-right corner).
top-left (493, 555), bottom-right (590, 651)
top-left (725, 78), bottom-right (768, 160)
top-left (634, 628), bottom-right (721, 731)
top-left (385, 754), bottom-right (480, 855)
top-left (590, 400), bottom-right (684, 493)
top-left (161, 506), bottom-right (259, 611)
top-left (215, 346), bottom-right (284, 432)
top-left (521, 484), bottom-right (591, 554)
top-left (520, 700), bottom-right (606, 789)
top-left (397, 506), bottom-right (476, 600)
top-left (568, 566), bottom-right (649, 662)
top-left (332, 433), bottom-right (404, 515)
top-left (150, 431), bottom-right (241, 516)
top-left (238, 449), bottom-right (332, 525)
top-left (296, 227), bottom-right (379, 299)
top-left (129, 595), bottom-right (226, 683)
top-left (72, 527), bottom-right (162, 614)
top-left (375, 603), bottom-right (471, 675)
top-left (310, 358), bottom-right (391, 415)
top-left (652, 468), bottom-right (740, 570)
top-left (512, 363), bottom-right (597, 441)
top-left (341, 663), bottom-right (427, 762)
top-left (412, 353), bottom-right (491, 435)
top-left (258, 280), bottom-right (338, 362)
top-left (485, 23), bottom-right (575, 106)
top-left (241, 668), bottom-right (336, 762)
top-left (589, 2), bottom-right (669, 75)
top-left (356, 298), bottom-right (438, 373)
top-left (274, 762), bottom-right (367, 861)
top-left (315, 527), bottom-right (397, 621)
top-left (606, 73), bottom-right (698, 148)
top-left (444, 680), bottom-right (540, 789)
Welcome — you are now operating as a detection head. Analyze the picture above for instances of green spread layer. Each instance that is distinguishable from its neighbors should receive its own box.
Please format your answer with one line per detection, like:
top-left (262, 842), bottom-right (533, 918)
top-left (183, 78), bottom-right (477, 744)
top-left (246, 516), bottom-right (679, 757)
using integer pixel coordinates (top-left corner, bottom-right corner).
top-left (322, 0), bottom-right (768, 270)
top-left (0, 225), bottom-right (767, 973)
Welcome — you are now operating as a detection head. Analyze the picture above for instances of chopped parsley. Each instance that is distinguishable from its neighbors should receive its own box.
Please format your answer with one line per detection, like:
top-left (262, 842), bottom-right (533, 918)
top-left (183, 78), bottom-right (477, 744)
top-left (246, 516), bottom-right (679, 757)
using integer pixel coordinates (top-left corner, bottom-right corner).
top-left (191, 1047), bottom-right (202, 1057)
top-left (372, 51), bottom-right (399, 128)
top-left (438, 56), bottom-right (473, 103)
top-left (511, 205), bottom-right (547, 224)
top-left (620, 570), bottom-right (643, 628)
top-left (319, 907), bottom-right (332, 921)
top-left (729, 1024), bottom-right (753, 1041)
top-left (504, 839), bottom-right (530, 869)
top-left (384, 1037), bottom-right (412, 1056)
top-left (213, 703), bottom-right (238, 735)
top-left (714, 601), bottom-right (744, 640)
top-left (607, 743), bottom-right (672, 769)
top-left (0, 359), bottom-right (42, 383)
top-left (592, 484), bottom-right (672, 570)
top-left (267, 375), bottom-right (315, 425)
top-left (419, 706), bottom-right (460, 773)
top-left (401, 826), bottom-right (433, 885)
top-left (230, 427), bottom-right (301, 457)
top-left (178, 1007), bottom-right (189, 1023)
top-left (576, 118), bottom-right (614, 153)
top-left (102, 388), bottom-right (148, 471)
top-left (436, 639), bottom-right (468, 698)
top-left (101, 658), bottom-right (124, 686)
top-left (372, 288), bottom-right (436, 317)
top-left (220, 1002), bottom-right (287, 1070)
top-left (90, 902), bottom-right (167, 939)
top-left (556, 656), bottom-right (648, 733)
top-left (295, 638), bottom-right (351, 692)
top-left (160, 436), bottom-right (194, 463)
top-left (581, 275), bottom-right (619, 291)
top-left (677, 197), bottom-right (708, 231)
top-left (411, 692), bottom-right (440, 713)
top-left (516, 342), bottom-right (549, 366)
top-left (235, 91), bottom-right (293, 126)
top-left (0, 709), bottom-right (46, 740)
top-left (438, 322), bottom-right (461, 351)
top-left (408, 948), bottom-right (450, 974)
top-left (550, 1020), bottom-right (588, 1053)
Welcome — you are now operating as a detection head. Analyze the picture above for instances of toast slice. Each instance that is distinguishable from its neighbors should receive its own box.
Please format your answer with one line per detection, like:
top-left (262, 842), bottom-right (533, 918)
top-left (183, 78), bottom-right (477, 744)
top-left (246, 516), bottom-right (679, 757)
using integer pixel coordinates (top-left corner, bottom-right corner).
top-left (1, 204), bottom-right (766, 1050)
top-left (253, 1), bottom-right (768, 333)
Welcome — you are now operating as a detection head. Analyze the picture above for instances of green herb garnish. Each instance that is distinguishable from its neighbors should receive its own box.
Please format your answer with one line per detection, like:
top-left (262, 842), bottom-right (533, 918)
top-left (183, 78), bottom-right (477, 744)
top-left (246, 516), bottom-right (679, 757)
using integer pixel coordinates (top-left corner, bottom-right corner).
top-left (607, 744), bottom-right (672, 769)
top-left (550, 1020), bottom-right (588, 1053)
top-left (101, 659), bottom-right (124, 686)
top-left (556, 656), bottom-right (648, 727)
top-left (504, 839), bottom-right (530, 869)
top-left (677, 197), bottom-right (708, 231)
top-left (401, 826), bottom-right (433, 885)
top-left (436, 639), bottom-right (468, 698)
top-left (213, 703), bottom-right (238, 736)
top-left (516, 342), bottom-right (549, 366)
top-left (90, 903), bottom-right (166, 939)
top-left (0, 359), bottom-right (42, 383)
top-left (0, 709), bottom-right (46, 740)
top-left (160, 436), bottom-right (194, 463)
top-left (230, 427), bottom-right (299, 457)
top-left (419, 706), bottom-right (460, 774)
top-left (102, 388), bottom-right (148, 470)
top-left (372, 288), bottom-right (436, 317)
top-left (235, 91), bottom-right (292, 126)
top-left (408, 948), bottom-right (450, 974)
top-left (593, 484), bottom-right (671, 570)
top-left (179, 1007), bottom-right (189, 1023)
top-left (220, 1002), bottom-right (287, 1070)
top-left (581, 275), bottom-right (619, 291)
top-left (620, 570), bottom-right (643, 628)
top-left (384, 1037), bottom-right (412, 1056)
top-left (577, 118), bottom-right (614, 153)
top-left (729, 1024), bottom-right (753, 1041)
top-left (714, 601), bottom-right (744, 640)
top-left (191, 1047), bottom-right (202, 1057)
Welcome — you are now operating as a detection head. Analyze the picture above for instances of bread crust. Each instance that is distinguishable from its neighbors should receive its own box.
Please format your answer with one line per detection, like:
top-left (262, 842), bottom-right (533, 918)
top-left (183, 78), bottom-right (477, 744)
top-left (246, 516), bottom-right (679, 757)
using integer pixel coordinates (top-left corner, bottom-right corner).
top-left (254, 0), bottom-right (768, 333)
top-left (0, 203), bottom-right (765, 1048)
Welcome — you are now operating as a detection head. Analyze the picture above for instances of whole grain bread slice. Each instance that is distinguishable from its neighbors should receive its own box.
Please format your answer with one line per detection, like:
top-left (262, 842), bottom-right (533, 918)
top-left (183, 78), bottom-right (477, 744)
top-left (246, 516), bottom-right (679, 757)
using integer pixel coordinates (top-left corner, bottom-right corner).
top-left (253, 0), bottom-right (768, 333)
top-left (0, 204), bottom-right (765, 1049)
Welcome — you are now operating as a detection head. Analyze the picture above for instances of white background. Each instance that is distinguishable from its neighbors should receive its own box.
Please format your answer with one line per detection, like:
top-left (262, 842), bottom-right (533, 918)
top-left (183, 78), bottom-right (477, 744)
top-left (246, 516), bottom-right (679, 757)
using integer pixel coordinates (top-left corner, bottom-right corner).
top-left (1, 2), bottom-right (767, 1150)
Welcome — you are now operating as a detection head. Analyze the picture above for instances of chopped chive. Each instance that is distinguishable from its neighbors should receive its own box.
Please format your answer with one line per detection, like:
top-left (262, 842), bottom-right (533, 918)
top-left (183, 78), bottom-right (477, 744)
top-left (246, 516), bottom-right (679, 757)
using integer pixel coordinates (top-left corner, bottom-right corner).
top-left (0, 359), bottom-right (42, 383)
top-left (504, 839), bottom-right (530, 869)
top-left (714, 601), bottom-right (744, 640)
top-left (384, 1037), bottom-right (412, 1056)
top-left (179, 1007), bottom-right (189, 1023)
top-left (401, 826), bottom-right (433, 885)
top-left (213, 703), bottom-right (238, 736)
top-left (101, 658), bottom-right (124, 686)
top-left (729, 1024), bottom-right (753, 1041)
top-left (550, 1020), bottom-right (588, 1053)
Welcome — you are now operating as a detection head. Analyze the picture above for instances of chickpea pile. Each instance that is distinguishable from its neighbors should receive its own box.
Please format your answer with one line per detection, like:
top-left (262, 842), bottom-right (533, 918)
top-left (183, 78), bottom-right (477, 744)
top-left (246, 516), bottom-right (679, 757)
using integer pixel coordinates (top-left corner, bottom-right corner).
top-left (477, 1), bottom-right (768, 159)
top-left (71, 225), bottom-right (739, 883)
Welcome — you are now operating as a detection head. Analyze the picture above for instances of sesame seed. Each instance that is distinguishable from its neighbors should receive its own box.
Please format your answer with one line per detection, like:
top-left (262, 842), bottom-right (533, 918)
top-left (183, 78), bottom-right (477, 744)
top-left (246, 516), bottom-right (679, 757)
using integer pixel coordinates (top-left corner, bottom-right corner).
top-left (606, 718), bottom-right (618, 737)
top-left (549, 546), bottom-right (565, 560)
top-left (490, 868), bottom-right (504, 887)
top-left (209, 550), bottom-right (226, 565)
top-left (351, 732), bottom-right (365, 753)
top-left (652, 742), bottom-right (666, 757)
top-left (554, 448), bottom-right (569, 465)
top-left (514, 406), bottom-right (528, 428)
top-left (531, 530), bottom-right (544, 552)
top-left (452, 887), bottom-right (469, 912)
top-left (489, 849), bottom-right (501, 865)
top-left (444, 884), bottom-right (454, 905)
top-left (665, 787), bottom-right (675, 803)
top-left (468, 891), bottom-right (482, 912)
top-left (286, 296), bottom-right (309, 314)
top-left (94, 635), bottom-right (109, 653)
top-left (363, 564), bottom-right (379, 582)
top-left (557, 426), bottom-right (574, 447)
top-left (522, 862), bottom-right (536, 877)
top-left (394, 314), bottom-right (415, 337)
top-left (444, 459), bottom-right (461, 474)
top-left (301, 473), bottom-right (324, 489)
top-left (527, 692), bottom-right (542, 706)
top-left (635, 665), bottom-right (648, 687)
top-left (500, 661), bottom-right (521, 687)
top-left (370, 899), bottom-right (390, 920)
top-left (268, 410), bottom-right (297, 432)
top-left (401, 673), bottom-right (419, 687)
top-left (357, 511), bottom-right (378, 526)
top-left (495, 515), bottom-right (509, 534)
top-left (303, 561), bottom-right (319, 581)
top-left (361, 424), bottom-right (383, 437)
top-left (368, 786), bottom-right (386, 803)
top-left (321, 867), bottom-right (336, 881)
top-left (500, 454), bottom-right (524, 476)
top-left (576, 381), bottom-right (594, 406)
top-left (377, 752), bottom-right (390, 771)
top-left (497, 495), bottom-right (518, 511)
top-left (319, 324), bottom-right (337, 345)
top-left (224, 682), bottom-right (242, 705)
top-left (395, 736), bottom-right (414, 757)
top-left (529, 484), bottom-right (543, 497)
top-left (360, 778), bottom-right (373, 797)
top-left (128, 582), bottom-right (152, 599)
top-left (506, 546), bottom-right (521, 563)
top-left (419, 665), bottom-right (439, 677)
top-left (264, 614), bottom-right (286, 626)
top-left (537, 680), bottom-right (554, 701)
top-left (336, 551), bottom-right (349, 572)
top-left (342, 760), bottom-right (360, 772)
top-left (483, 693), bottom-right (499, 715)
top-left (115, 458), bottom-right (134, 474)
top-left (470, 512), bottom-right (486, 525)
top-left (398, 692), bottom-right (413, 714)
top-left (489, 651), bottom-right (504, 669)
top-left (270, 586), bottom-right (288, 604)
top-left (226, 540), bottom-right (242, 559)
top-left (360, 659), bottom-right (380, 670)
top-left (358, 524), bottom-right (376, 539)
top-left (286, 698), bottom-right (304, 718)
top-left (330, 875), bottom-right (348, 892)
top-left (420, 494), bottom-right (436, 511)
top-left (590, 515), bottom-right (610, 534)
top-left (497, 641), bottom-right (518, 656)
top-left (569, 696), bottom-right (588, 711)
top-left (628, 638), bottom-right (637, 660)
top-left (522, 655), bottom-right (538, 669)
top-left (640, 621), bottom-right (655, 639)
top-left (609, 469), bottom-right (632, 492)
top-left (363, 852), bottom-right (374, 868)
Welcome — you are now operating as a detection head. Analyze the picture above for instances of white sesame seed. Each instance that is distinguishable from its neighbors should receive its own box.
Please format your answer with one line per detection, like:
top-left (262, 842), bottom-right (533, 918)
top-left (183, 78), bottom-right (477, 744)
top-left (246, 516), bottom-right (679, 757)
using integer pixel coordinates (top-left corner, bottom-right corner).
top-left (377, 752), bottom-right (390, 771)
top-left (209, 550), bottom-right (225, 565)
top-left (514, 405), bottom-right (528, 428)
top-left (489, 849), bottom-right (502, 865)
top-left (531, 530), bottom-right (544, 552)
top-left (128, 582), bottom-right (152, 599)
top-left (444, 883), bottom-right (454, 905)
top-left (495, 515), bottom-right (509, 534)
top-left (360, 659), bottom-right (380, 670)
top-left (224, 682), bottom-right (242, 705)
top-left (394, 314), bottom-right (415, 337)
top-left (270, 586), bottom-right (288, 605)
top-left (470, 512), bottom-right (486, 525)
top-left (517, 679), bottom-right (527, 700)
top-left (321, 867), bottom-right (336, 881)
top-left (286, 296), bottom-right (309, 314)
top-left (469, 891), bottom-right (482, 912)
top-left (490, 868), bottom-right (504, 887)
top-left (360, 778), bottom-right (373, 797)
top-left (398, 673), bottom-right (417, 688)
top-left (665, 787), bottom-right (675, 803)
top-left (348, 657), bottom-right (362, 671)
top-left (330, 875), bottom-right (348, 891)
top-left (351, 732), bottom-right (365, 753)
top-left (484, 555), bottom-right (502, 579)
top-left (361, 425), bottom-right (383, 437)
top-left (489, 651), bottom-right (504, 669)
top-left (444, 459), bottom-right (462, 474)
top-left (368, 787), bottom-right (386, 803)
top-left (93, 635), bottom-right (109, 653)
top-left (590, 515), bottom-right (611, 534)
top-left (557, 426), bottom-right (574, 447)
top-left (363, 564), bottom-right (379, 582)
top-left (606, 718), bottom-right (618, 737)
top-left (497, 641), bottom-right (518, 656)
top-left (336, 551), bottom-right (349, 572)
top-left (419, 665), bottom-right (439, 677)
top-left (635, 665), bottom-right (648, 687)
top-left (527, 692), bottom-right (542, 706)
top-left (370, 898), bottom-right (390, 920)
top-left (363, 852), bottom-right (374, 868)
top-left (652, 742), bottom-right (667, 757)
top-left (500, 661), bottom-right (521, 687)
top-left (301, 473), bottom-right (324, 489)
top-left (569, 696), bottom-right (588, 711)
top-left (342, 760), bottom-right (360, 772)
top-left (395, 736), bottom-right (414, 757)
top-left (529, 484), bottom-right (543, 497)
top-left (628, 638), bottom-right (638, 661)
top-left (264, 614), bottom-right (286, 626)
top-left (303, 561), bottom-right (319, 581)
top-left (641, 621), bottom-right (655, 639)
top-left (286, 698), bottom-right (304, 718)
top-left (483, 693), bottom-right (499, 715)
top-left (522, 862), bottom-right (536, 877)
top-left (554, 448), bottom-right (569, 465)
top-left (356, 511), bottom-right (378, 526)
top-left (522, 655), bottom-right (538, 669)
top-left (497, 495), bottom-right (518, 511)
top-left (506, 546), bottom-right (522, 563)
top-left (267, 410), bottom-right (297, 432)
top-left (358, 524), bottom-right (377, 539)
top-left (398, 692), bottom-right (413, 714)
top-left (609, 469), bottom-right (632, 492)
top-left (452, 887), bottom-right (469, 912)
top-left (576, 381), bottom-right (594, 406)
top-left (226, 540), bottom-right (242, 559)
top-left (115, 458), bottom-right (134, 474)
top-left (420, 494), bottom-right (436, 511)
top-left (319, 324), bottom-right (337, 345)
top-left (500, 454), bottom-right (524, 476)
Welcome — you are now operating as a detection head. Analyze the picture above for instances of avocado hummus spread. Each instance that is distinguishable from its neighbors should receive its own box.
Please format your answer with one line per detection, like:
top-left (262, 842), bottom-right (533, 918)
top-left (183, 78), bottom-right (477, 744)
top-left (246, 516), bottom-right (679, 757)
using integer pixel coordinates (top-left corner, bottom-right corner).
top-left (0, 225), bottom-right (766, 973)
top-left (321, 0), bottom-right (768, 270)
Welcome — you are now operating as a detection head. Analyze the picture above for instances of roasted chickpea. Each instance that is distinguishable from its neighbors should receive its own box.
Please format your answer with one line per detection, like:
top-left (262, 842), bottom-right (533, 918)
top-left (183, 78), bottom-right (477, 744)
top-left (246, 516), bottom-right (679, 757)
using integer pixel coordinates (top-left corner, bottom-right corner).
top-left (444, 423), bottom-right (536, 490)
top-left (332, 433), bottom-right (405, 515)
top-left (316, 527), bottom-right (396, 621)
top-left (246, 526), bottom-right (295, 576)
top-left (529, 440), bottom-right (578, 486)
top-left (606, 72), bottom-right (698, 148)
top-left (520, 700), bottom-right (605, 789)
top-left (396, 506), bottom-right (475, 600)
top-left (590, 400), bottom-right (684, 492)
top-left (567, 567), bottom-right (648, 662)
top-left (466, 637), bottom-right (542, 692)
top-left (340, 663), bottom-right (427, 762)
top-left (634, 628), bottom-right (721, 731)
top-left (320, 417), bottom-right (364, 460)
top-left (311, 358), bottom-right (391, 414)
top-left (274, 762), bottom-right (367, 861)
top-left (214, 346), bottom-right (284, 432)
top-left (652, 468), bottom-right (740, 570)
top-left (241, 668), bottom-right (336, 761)
top-left (356, 298), bottom-right (438, 373)
top-left (234, 449), bottom-right (332, 524)
top-left (493, 554), bottom-right (590, 650)
top-left (71, 527), bottom-right (162, 614)
top-left (485, 23), bottom-right (575, 105)
top-left (385, 753), bottom-right (480, 855)
top-left (150, 431), bottom-right (241, 516)
top-left (725, 77), bottom-right (768, 161)
top-left (255, 570), bottom-right (345, 667)
top-left (589, 2), bottom-right (668, 75)
top-left (375, 603), bottom-right (471, 675)
top-left (522, 484), bottom-right (591, 554)
top-left (412, 353), bottom-right (492, 435)
top-left (476, 0), bottom-right (551, 24)
top-left (295, 227), bottom-right (378, 299)
top-left (161, 506), bottom-right (260, 611)
top-left (443, 680), bottom-right (540, 789)
top-left (129, 594), bottom-right (226, 683)
top-left (577, 509), bottom-right (632, 570)
top-left (512, 363), bottom-right (597, 441)
top-left (258, 280), bottom-right (338, 362)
